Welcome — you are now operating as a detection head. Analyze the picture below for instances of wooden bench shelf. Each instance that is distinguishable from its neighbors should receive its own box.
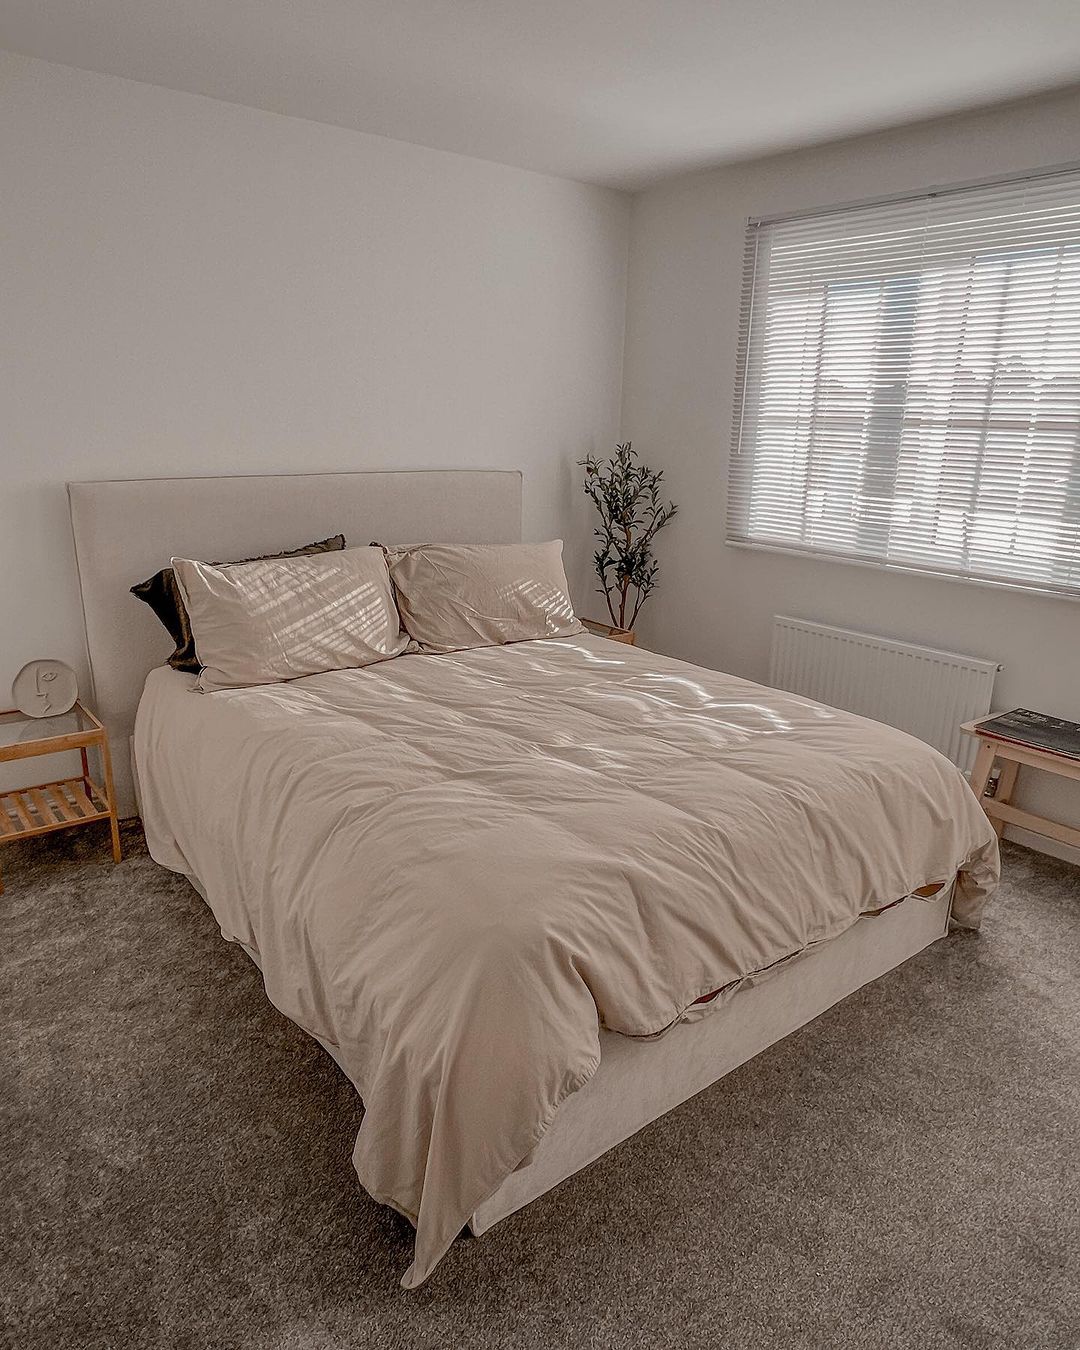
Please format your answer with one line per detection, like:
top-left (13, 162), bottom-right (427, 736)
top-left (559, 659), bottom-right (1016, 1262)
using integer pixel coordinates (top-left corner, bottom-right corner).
top-left (0, 777), bottom-right (112, 840)
top-left (962, 718), bottom-right (1080, 853)
top-left (0, 700), bottom-right (121, 892)
top-left (582, 618), bottom-right (637, 646)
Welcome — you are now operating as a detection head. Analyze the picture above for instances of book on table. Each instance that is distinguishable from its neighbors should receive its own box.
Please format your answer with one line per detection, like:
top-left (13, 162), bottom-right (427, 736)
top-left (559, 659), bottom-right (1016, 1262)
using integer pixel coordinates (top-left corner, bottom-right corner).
top-left (974, 708), bottom-right (1080, 761)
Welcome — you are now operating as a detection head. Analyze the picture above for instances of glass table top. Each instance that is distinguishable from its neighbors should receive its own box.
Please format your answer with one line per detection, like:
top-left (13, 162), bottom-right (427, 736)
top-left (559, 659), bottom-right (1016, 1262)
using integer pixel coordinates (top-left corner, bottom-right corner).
top-left (0, 703), bottom-right (93, 750)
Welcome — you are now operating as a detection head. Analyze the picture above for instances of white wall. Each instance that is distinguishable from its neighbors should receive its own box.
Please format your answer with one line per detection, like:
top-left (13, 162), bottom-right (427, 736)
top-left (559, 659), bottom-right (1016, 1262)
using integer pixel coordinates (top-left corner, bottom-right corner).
top-left (1, 51), bottom-right (629, 709)
top-left (621, 86), bottom-right (1080, 858)
top-left (6, 50), bottom-right (1078, 857)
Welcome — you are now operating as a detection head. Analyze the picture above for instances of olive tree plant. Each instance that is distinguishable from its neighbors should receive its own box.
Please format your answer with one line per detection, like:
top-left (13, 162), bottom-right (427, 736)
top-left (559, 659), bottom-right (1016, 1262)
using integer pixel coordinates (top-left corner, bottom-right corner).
top-left (579, 442), bottom-right (678, 632)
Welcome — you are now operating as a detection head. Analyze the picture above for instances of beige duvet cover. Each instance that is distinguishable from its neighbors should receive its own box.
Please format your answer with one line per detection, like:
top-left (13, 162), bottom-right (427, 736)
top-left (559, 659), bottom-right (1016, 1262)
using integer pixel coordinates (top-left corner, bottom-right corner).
top-left (134, 634), bottom-right (999, 1287)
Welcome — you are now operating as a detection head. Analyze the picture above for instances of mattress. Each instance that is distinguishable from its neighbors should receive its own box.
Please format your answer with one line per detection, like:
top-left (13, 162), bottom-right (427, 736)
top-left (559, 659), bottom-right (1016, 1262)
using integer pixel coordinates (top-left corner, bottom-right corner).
top-left (134, 633), bottom-right (999, 1286)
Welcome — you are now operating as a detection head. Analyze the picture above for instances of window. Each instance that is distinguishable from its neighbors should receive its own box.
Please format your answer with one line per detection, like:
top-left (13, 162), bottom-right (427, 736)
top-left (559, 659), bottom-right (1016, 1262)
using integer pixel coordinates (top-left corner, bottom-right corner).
top-left (728, 167), bottom-right (1080, 596)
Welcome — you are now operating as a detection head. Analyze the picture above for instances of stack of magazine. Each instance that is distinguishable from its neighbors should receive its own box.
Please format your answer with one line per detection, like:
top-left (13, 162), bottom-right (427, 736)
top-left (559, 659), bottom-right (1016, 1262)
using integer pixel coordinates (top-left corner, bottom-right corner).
top-left (975, 709), bottom-right (1080, 761)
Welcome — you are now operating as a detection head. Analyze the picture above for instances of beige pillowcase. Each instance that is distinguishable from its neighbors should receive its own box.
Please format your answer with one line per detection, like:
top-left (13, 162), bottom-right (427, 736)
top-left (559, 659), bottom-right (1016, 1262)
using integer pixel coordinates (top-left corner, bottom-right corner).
top-left (173, 547), bottom-right (408, 691)
top-left (387, 541), bottom-right (584, 654)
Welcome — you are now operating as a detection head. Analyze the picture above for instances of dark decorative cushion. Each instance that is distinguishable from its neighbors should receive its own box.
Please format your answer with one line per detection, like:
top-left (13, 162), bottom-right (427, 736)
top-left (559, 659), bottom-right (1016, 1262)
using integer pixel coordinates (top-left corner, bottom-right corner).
top-left (131, 534), bottom-right (347, 672)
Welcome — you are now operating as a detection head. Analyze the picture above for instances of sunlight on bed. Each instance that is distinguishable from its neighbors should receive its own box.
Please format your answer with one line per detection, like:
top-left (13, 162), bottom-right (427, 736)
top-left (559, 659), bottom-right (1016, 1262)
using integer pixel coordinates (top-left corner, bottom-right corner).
top-left (246, 572), bottom-right (391, 659)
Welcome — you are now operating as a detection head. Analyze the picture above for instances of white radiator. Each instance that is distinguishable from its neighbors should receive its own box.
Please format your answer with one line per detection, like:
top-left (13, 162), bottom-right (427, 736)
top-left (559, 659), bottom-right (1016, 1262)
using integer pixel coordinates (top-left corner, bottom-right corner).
top-left (769, 616), bottom-right (1000, 772)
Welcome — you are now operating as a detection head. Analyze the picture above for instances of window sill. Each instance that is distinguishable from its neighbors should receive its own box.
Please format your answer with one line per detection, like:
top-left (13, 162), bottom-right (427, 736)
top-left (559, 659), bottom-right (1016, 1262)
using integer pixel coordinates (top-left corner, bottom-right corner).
top-left (724, 537), bottom-right (1080, 605)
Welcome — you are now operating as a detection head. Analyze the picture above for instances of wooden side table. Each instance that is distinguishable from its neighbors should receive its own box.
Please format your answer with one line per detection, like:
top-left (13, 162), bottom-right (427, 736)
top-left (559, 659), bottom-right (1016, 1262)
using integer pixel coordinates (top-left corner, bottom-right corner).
top-left (0, 700), bottom-right (121, 893)
top-left (582, 618), bottom-right (637, 646)
top-left (961, 718), bottom-right (1080, 851)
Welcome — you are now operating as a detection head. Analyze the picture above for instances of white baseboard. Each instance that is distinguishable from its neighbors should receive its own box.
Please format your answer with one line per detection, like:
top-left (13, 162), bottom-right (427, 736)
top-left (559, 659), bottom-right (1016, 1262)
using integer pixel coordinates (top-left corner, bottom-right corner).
top-left (1003, 824), bottom-right (1080, 867)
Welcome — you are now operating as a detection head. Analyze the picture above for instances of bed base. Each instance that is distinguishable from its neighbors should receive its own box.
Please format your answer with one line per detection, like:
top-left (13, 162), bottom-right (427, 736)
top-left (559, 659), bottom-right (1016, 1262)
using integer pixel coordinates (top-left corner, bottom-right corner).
top-left (214, 881), bottom-right (950, 1239)
top-left (471, 886), bottom-right (949, 1233)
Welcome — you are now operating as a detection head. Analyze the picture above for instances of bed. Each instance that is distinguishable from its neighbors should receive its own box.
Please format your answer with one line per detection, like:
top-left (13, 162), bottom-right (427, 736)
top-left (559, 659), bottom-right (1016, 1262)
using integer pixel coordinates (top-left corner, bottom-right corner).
top-left (67, 471), bottom-right (1000, 1289)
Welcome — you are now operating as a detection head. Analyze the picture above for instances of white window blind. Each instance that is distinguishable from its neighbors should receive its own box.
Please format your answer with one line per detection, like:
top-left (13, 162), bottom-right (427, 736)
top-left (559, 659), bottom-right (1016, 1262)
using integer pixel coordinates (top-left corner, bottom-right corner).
top-left (728, 166), bottom-right (1080, 597)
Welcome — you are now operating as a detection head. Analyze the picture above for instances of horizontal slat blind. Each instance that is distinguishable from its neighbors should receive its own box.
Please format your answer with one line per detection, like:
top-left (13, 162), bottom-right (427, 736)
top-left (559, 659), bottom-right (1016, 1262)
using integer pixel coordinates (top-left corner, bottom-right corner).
top-left (728, 167), bottom-right (1080, 596)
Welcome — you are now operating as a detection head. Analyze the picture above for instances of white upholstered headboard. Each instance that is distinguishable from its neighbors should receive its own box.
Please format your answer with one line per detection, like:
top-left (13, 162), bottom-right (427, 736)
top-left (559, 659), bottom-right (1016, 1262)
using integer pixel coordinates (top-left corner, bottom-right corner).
top-left (68, 470), bottom-right (523, 817)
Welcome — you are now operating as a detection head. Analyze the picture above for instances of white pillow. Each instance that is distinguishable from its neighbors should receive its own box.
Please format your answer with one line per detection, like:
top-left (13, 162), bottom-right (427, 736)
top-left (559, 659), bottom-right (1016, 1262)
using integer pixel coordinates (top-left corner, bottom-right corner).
top-left (172, 547), bottom-right (408, 691)
top-left (387, 541), bottom-right (584, 654)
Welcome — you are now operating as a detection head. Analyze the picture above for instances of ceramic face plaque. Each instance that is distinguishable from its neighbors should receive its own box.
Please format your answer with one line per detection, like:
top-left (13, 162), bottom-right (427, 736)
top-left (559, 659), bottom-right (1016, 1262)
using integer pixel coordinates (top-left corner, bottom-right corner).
top-left (12, 659), bottom-right (79, 718)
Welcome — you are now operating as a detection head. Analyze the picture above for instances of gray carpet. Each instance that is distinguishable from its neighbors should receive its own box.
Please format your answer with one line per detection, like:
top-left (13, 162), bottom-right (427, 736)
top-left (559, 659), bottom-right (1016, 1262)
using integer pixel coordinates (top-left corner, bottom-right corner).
top-left (3, 823), bottom-right (1079, 1350)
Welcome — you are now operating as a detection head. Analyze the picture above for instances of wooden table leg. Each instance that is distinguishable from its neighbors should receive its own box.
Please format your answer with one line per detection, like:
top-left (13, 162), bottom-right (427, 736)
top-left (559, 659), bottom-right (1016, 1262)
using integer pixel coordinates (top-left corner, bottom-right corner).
top-left (99, 733), bottom-right (122, 864)
top-left (969, 738), bottom-right (997, 806)
top-left (990, 758), bottom-right (1020, 839)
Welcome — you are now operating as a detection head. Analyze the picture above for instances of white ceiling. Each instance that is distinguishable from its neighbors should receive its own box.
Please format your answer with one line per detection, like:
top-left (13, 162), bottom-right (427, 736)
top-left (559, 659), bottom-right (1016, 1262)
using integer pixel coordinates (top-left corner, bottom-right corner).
top-left (4, 0), bottom-right (1080, 190)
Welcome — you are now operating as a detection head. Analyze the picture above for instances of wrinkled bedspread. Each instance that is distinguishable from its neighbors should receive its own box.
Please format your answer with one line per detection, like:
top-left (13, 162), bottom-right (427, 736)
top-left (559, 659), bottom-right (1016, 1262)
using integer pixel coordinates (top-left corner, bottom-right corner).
top-left (135, 634), bottom-right (999, 1286)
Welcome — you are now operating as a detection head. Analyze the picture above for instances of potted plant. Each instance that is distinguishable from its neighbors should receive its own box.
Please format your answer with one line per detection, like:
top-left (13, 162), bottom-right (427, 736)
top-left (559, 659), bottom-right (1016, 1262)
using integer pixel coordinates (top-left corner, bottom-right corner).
top-left (579, 442), bottom-right (678, 637)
